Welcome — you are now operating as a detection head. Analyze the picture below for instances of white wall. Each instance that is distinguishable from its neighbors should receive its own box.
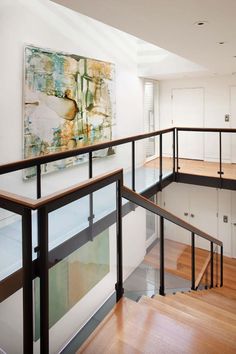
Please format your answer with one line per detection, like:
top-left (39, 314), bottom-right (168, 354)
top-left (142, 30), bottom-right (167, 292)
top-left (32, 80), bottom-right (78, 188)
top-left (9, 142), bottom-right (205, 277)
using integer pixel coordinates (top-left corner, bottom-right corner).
top-left (161, 182), bottom-right (234, 258)
top-left (0, 0), bottom-right (144, 200)
top-left (160, 75), bottom-right (236, 161)
top-left (0, 1), bottom-right (147, 353)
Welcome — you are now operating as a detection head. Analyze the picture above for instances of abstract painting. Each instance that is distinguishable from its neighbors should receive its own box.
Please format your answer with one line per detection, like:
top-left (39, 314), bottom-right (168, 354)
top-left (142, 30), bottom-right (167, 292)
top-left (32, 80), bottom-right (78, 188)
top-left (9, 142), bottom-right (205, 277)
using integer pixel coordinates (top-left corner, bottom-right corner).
top-left (24, 45), bottom-right (115, 178)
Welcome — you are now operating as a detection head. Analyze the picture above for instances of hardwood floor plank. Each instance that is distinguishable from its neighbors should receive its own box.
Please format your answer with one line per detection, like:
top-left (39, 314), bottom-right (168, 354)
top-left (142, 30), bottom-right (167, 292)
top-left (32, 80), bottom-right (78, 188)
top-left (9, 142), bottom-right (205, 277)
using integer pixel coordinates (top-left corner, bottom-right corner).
top-left (141, 297), bottom-right (236, 353)
top-left (145, 157), bottom-right (236, 179)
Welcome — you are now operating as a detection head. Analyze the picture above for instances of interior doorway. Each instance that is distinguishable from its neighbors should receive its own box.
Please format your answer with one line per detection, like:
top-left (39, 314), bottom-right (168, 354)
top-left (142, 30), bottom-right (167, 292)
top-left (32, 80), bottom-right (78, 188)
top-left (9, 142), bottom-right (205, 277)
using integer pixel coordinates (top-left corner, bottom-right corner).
top-left (172, 87), bottom-right (204, 160)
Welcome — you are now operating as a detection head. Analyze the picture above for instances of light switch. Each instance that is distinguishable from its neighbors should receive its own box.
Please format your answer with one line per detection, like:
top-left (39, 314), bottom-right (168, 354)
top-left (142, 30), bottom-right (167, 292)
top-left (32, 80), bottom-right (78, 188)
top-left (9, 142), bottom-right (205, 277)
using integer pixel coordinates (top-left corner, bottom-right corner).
top-left (225, 114), bottom-right (230, 122)
top-left (223, 215), bottom-right (228, 223)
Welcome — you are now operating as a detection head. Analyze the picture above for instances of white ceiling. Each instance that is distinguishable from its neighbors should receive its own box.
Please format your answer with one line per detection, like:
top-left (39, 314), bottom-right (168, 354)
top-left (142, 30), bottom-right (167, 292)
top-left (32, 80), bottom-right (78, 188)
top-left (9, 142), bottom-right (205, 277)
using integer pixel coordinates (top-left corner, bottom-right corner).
top-left (51, 0), bottom-right (236, 77)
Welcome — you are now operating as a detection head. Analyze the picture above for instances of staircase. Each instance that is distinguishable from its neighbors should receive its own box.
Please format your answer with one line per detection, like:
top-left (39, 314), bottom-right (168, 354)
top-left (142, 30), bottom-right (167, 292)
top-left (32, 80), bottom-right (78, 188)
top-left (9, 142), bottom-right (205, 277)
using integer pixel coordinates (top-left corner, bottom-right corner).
top-left (77, 256), bottom-right (236, 354)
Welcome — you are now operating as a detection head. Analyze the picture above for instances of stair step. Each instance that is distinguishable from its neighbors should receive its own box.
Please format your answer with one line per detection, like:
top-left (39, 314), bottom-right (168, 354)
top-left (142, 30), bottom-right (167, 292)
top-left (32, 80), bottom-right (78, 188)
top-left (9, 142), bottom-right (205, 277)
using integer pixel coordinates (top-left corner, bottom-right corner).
top-left (139, 295), bottom-right (236, 352)
top-left (150, 294), bottom-right (236, 341)
top-left (211, 287), bottom-right (236, 300)
top-left (77, 296), bottom-right (236, 354)
top-left (158, 292), bottom-right (236, 323)
top-left (154, 294), bottom-right (236, 330)
top-left (186, 290), bottom-right (236, 314)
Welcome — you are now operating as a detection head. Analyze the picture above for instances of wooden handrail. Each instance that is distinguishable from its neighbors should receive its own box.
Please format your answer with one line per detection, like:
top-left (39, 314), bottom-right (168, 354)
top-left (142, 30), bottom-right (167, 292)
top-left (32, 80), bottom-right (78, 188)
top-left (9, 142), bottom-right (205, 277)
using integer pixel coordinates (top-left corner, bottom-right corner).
top-left (122, 185), bottom-right (222, 247)
top-left (1, 126), bottom-right (236, 175)
top-left (0, 169), bottom-right (123, 211)
top-left (176, 127), bottom-right (236, 133)
top-left (0, 127), bottom-right (174, 174)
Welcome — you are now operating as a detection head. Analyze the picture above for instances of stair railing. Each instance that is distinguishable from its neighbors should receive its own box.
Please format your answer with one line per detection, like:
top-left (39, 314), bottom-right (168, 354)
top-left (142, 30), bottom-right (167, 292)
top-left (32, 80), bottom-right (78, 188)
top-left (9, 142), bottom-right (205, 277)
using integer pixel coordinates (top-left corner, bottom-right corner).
top-left (1, 126), bottom-right (234, 353)
top-left (121, 185), bottom-right (223, 295)
top-left (0, 169), bottom-right (124, 354)
top-left (0, 165), bottom-right (224, 354)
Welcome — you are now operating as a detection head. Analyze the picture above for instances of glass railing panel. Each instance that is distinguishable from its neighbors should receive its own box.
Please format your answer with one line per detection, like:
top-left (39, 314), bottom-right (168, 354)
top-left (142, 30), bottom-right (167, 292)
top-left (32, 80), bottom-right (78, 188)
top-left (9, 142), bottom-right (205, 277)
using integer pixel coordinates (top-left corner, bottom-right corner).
top-left (0, 170), bottom-right (37, 199)
top-left (198, 260), bottom-right (211, 289)
top-left (0, 289), bottom-right (23, 354)
top-left (122, 198), bottom-right (197, 298)
top-left (164, 221), bottom-right (192, 293)
top-left (178, 131), bottom-right (220, 178)
top-left (0, 210), bottom-right (23, 354)
top-left (213, 245), bottom-right (220, 287)
top-left (40, 158), bottom-right (90, 197)
top-left (195, 238), bottom-right (211, 290)
top-left (33, 184), bottom-right (117, 354)
top-left (122, 199), bottom-right (159, 300)
top-left (222, 132), bottom-right (236, 180)
top-left (92, 142), bottom-right (132, 187)
top-left (135, 138), bottom-right (159, 192)
top-left (162, 131), bottom-right (174, 178)
top-left (93, 183), bottom-right (116, 223)
top-left (0, 210), bottom-right (22, 284)
top-left (47, 195), bottom-right (89, 251)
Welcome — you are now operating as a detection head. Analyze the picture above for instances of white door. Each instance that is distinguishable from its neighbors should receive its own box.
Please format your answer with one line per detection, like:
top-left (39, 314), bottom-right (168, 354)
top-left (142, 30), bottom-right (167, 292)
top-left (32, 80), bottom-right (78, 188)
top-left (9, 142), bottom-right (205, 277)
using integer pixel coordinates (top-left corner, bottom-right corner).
top-left (189, 185), bottom-right (218, 251)
top-left (230, 86), bottom-right (236, 163)
top-left (172, 88), bottom-right (204, 160)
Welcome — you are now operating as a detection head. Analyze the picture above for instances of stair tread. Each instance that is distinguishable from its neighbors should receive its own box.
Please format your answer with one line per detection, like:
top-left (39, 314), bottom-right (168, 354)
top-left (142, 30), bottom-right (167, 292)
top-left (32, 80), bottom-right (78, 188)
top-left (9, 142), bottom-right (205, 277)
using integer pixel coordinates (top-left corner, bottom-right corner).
top-left (186, 290), bottom-right (236, 313)
top-left (154, 293), bottom-right (236, 325)
top-left (211, 287), bottom-right (236, 300)
top-left (150, 294), bottom-right (236, 333)
top-left (77, 296), bottom-right (236, 354)
top-left (139, 296), bottom-right (236, 350)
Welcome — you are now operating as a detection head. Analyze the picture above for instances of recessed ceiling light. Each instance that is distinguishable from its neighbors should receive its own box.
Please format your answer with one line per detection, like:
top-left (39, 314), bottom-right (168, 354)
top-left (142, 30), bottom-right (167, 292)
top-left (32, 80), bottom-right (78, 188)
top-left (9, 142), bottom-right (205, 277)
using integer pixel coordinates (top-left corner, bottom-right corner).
top-left (194, 20), bottom-right (208, 27)
top-left (217, 41), bottom-right (225, 45)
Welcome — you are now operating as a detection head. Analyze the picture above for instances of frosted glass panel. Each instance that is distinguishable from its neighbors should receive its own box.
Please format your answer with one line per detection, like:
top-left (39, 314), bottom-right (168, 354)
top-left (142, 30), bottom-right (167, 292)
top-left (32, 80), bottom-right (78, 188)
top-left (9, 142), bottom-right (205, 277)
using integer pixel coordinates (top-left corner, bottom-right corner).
top-left (34, 230), bottom-right (109, 341)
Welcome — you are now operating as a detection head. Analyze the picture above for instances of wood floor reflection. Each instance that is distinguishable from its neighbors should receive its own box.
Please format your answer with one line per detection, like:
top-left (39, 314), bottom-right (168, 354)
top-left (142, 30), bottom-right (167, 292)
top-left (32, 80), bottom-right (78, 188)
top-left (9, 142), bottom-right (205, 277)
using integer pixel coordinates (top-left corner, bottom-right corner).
top-left (145, 157), bottom-right (236, 179)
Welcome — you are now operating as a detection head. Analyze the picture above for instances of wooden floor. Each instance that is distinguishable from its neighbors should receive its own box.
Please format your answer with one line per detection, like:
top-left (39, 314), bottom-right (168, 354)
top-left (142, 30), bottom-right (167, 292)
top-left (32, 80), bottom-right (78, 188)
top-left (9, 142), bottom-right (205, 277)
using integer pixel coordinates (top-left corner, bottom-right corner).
top-left (144, 239), bottom-right (236, 289)
top-left (146, 157), bottom-right (236, 180)
top-left (78, 287), bottom-right (236, 353)
top-left (144, 239), bottom-right (211, 286)
top-left (77, 242), bottom-right (236, 354)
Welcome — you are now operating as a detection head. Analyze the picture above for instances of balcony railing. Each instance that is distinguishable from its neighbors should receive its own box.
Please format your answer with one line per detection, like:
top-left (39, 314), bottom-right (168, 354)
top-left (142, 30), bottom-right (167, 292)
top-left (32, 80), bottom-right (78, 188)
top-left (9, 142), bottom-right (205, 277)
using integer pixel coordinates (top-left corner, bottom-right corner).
top-left (0, 126), bottom-right (231, 353)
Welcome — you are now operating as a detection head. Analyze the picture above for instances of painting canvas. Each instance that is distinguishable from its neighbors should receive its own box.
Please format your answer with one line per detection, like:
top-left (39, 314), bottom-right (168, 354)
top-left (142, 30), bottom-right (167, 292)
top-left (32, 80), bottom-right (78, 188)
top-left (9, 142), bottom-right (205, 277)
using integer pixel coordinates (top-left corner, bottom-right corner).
top-left (34, 229), bottom-right (110, 340)
top-left (24, 45), bottom-right (116, 178)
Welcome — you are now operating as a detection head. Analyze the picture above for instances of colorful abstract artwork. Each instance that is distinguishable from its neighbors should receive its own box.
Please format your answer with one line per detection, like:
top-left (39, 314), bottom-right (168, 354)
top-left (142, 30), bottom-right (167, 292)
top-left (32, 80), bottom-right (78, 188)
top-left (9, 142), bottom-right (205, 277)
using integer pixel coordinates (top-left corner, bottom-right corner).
top-left (24, 46), bottom-right (115, 178)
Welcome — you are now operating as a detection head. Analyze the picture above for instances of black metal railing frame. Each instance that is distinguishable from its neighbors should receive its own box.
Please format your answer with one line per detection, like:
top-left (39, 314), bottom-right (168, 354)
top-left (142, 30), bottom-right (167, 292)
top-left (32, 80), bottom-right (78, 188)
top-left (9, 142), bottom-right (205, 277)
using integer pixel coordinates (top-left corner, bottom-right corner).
top-left (121, 186), bottom-right (223, 296)
top-left (0, 126), bottom-right (232, 353)
top-left (0, 169), bottom-right (124, 354)
top-left (0, 127), bottom-right (174, 200)
top-left (175, 127), bottom-right (236, 186)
